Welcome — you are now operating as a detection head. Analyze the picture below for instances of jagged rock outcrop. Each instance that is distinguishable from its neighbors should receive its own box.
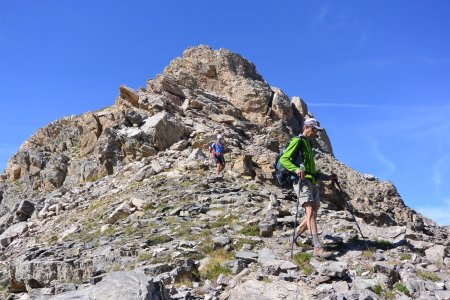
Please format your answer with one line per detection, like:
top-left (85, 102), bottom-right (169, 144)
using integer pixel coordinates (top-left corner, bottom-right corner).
top-left (0, 46), bottom-right (448, 300)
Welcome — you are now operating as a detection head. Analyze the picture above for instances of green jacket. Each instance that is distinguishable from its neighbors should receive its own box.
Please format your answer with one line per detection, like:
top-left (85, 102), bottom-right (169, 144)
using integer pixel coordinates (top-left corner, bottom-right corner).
top-left (279, 135), bottom-right (320, 184)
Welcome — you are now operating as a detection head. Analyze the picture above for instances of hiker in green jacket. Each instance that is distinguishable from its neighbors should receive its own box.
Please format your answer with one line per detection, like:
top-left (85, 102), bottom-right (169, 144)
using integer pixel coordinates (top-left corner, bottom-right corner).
top-left (280, 118), bottom-right (336, 258)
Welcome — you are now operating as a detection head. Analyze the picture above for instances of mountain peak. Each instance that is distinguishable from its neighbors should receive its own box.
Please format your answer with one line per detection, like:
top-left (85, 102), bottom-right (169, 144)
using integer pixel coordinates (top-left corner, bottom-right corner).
top-left (0, 46), bottom-right (448, 299)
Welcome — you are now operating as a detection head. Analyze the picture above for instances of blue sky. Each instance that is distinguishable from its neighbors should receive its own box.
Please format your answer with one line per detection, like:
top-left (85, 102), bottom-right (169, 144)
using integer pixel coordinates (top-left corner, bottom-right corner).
top-left (1, 1), bottom-right (450, 225)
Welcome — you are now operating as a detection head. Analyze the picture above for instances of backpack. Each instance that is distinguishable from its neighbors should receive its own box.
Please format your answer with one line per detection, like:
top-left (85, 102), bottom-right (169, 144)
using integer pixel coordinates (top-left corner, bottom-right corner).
top-left (273, 136), bottom-right (303, 188)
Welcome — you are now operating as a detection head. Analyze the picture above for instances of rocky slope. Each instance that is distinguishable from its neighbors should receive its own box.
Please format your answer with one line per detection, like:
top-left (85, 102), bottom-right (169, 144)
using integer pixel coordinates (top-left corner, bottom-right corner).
top-left (0, 45), bottom-right (448, 300)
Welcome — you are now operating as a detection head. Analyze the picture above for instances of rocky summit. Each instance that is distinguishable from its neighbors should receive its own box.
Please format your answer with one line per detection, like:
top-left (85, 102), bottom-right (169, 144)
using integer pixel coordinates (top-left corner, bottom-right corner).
top-left (0, 45), bottom-right (449, 300)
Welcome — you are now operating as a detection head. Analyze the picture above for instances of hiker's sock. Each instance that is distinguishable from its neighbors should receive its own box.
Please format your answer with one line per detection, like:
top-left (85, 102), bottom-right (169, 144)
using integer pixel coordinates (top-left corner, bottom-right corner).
top-left (312, 234), bottom-right (321, 248)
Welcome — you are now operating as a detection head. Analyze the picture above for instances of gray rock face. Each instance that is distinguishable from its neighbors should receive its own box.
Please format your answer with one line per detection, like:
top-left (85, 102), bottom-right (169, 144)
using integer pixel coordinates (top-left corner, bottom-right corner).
top-left (229, 279), bottom-right (309, 300)
top-left (141, 111), bottom-right (184, 151)
top-left (90, 270), bottom-right (170, 300)
top-left (0, 222), bottom-right (27, 248)
top-left (425, 244), bottom-right (448, 263)
top-left (235, 251), bottom-right (259, 263)
top-left (310, 259), bottom-right (349, 278)
top-left (48, 270), bottom-right (169, 300)
top-left (15, 200), bottom-right (35, 221)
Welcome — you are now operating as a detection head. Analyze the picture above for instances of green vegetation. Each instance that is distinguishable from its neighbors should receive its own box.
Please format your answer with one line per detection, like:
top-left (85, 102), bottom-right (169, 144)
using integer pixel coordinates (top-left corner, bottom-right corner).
top-left (294, 241), bottom-right (313, 249)
top-left (417, 270), bottom-right (441, 282)
top-left (375, 239), bottom-right (394, 250)
top-left (180, 180), bottom-right (194, 188)
top-left (292, 252), bottom-right (314, 275)
top-left (175, 274), bottom-right (194, 288)
top-left (199, 248), bottom-right (234, 281)
top-left (399, 253), bottom-right (412, 260)
top-left (211, 215), bottom-right (240, 228)
top-left (394, 282), bottom-right (410, 296)
top-left (198, 237), bottom-right (215, 255)
top-left (151, 254), bottom-right (172, 264)
top-left (362, 249), bottom-right (374, 259)
top-left (372, 285), bottom-right (382, 296)
top-left (182, 251), bottom-right (205, 261)
top-left (137, 252), bottom-right (153, 262)
top-left (238, 225), bottom-right (259, 236)
top-left (241, 183), bottom-right (258, 191)
top-left (146, 234), bottom-right (173, 246)
top-left (0, 284), bottom-right (9, 297)
top-left (372, 285), bottom-right (395, 299)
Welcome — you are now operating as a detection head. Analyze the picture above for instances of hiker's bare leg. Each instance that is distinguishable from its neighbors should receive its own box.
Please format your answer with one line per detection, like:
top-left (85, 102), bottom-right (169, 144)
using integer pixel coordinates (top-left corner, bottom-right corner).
top-left (304, 203), bottom-right (317, 235)
top-left (296, 218), bottom-right (307, 234)
top-left (312, 206), bottom-right (318, 223)
top-left (216, 163), bottom-right (221, 174)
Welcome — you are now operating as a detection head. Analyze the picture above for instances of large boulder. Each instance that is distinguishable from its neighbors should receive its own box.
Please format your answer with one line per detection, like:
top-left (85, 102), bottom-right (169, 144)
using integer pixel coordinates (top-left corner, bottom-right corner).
top-left (90, 270), bottom-right (170, 300)
top-left (141, 111), bottom-right (184, 151)
top-left (0, 222), bottom-right (28, 248)
top-left (49, 270), bottom-right (170, 300)
top-left (229, 279), bottom-right (309, 300)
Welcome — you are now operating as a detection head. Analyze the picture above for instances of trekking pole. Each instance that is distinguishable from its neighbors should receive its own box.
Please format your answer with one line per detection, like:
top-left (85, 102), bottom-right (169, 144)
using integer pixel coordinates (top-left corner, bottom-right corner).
top-left (291, 180), bottom-right (302, 259)
top-left (333, 179), bottom-right (370, 251)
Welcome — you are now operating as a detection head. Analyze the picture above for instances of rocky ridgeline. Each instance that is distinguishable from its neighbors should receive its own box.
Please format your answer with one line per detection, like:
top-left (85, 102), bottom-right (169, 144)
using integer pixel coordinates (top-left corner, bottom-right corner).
top-left (0, 45), bottom-right (448, 300)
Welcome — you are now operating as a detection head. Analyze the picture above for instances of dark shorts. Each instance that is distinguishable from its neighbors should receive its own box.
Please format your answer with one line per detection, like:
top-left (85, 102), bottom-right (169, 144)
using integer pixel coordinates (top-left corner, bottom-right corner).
top-left (214, 155), bottom-right (225, 164)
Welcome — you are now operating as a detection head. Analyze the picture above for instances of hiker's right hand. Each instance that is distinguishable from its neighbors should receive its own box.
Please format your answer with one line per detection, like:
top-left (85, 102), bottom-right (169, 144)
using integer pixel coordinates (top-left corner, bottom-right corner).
top-left (295, 169), bottom-right (305, 179)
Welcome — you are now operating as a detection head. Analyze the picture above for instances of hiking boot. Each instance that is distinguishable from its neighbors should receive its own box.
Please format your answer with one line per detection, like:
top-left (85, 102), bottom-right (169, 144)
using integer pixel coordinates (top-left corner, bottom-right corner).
top-left (314, 247), bottom-right (333, 258)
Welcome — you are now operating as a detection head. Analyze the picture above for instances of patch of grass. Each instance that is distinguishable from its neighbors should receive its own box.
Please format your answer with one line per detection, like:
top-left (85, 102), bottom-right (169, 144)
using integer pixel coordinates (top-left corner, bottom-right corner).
top-left (199, 248), bottom-right (234, 281)
top-left (241, 183), bottom-right (258, 191)
top-left (373, 285), bottom-right (382, 296)
top-left (375, 239), bottom-right (394, 250)
top-left (294, 241), bottom-right (313, 249)
top-left (417, 270), bottom-right (441, 282)
top-left (180, 181), bottom-right (193, 188)
top-left (238, 225), bottom-right (259, 236)
top-left (125, 225), bottom-right (134, 236)
top-left (175, 274), bottom-right (194, 288)
top-left (137, 252), bottom-right (153, 262)
top-left (262, 276), bottom-right (273, 283)
top-left (0, 284), bottom-right (9, 296)
top-left (292, 252), bottom-right (314, 275)
top-left (211, 215), bottom-right (240, 228)
top-left (372, 285), bottom-right (395, 299)
top-left (151, 254), bottom-right (172, 264)
top-left (394, 282), bottom-right (410, 296)
top-left (335, 226), bottom-right (352, 233)
top-left (101, 225), bottom-right (117, 237)
top-left (182, 251), bottom-right (205, 261)
top-left (143, 203), bottom-right (156, 212)
top-left (362, 249), bottom-right (374, 259)
top-left (146, 234), bottom-right (173, 246)
top-left (399, 253), bottom-right (412, 261)
top-left (198, 237), bottom-right (214, 255)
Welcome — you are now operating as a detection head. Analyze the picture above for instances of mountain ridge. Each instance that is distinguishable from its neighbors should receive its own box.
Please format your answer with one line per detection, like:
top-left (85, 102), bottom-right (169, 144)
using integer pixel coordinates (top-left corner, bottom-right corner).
top-left (0, 45), bottom-right (448, 300)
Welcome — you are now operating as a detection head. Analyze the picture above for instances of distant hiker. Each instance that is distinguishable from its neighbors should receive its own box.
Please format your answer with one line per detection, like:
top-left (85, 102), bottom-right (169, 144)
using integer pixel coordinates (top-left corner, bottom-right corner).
top-left (210, 134), bottom-right (226, 175)
top-left (280, 118), bottom-right (336, 258)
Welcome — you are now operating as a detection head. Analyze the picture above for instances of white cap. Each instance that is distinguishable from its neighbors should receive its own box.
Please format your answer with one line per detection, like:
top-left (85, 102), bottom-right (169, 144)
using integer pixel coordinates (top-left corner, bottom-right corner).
top-left (304, 118), bottom-right (323, 131)
top-left (217, 134), bottom-right (223, 139)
